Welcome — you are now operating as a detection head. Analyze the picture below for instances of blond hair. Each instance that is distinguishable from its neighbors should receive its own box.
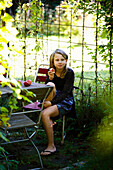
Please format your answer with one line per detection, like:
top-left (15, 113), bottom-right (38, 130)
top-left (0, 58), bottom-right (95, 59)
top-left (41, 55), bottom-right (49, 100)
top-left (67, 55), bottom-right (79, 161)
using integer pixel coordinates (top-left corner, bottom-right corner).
top-left (49, 49), bottom-right (68, 78)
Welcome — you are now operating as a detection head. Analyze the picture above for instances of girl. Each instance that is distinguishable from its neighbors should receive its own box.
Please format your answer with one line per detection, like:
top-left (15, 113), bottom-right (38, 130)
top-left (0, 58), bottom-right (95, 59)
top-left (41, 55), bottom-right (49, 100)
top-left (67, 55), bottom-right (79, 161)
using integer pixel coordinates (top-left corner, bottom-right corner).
top-left (41, 49), bottom-right (75, 156)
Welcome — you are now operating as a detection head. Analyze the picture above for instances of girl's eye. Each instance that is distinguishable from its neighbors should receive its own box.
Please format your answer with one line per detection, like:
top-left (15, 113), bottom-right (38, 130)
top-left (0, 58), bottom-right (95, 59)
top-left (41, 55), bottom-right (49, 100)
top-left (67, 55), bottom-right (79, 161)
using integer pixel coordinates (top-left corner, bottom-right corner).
top-left (55, 59), bottom-right (59, 61)
top-left (54, 58), bottom-right (65, 62)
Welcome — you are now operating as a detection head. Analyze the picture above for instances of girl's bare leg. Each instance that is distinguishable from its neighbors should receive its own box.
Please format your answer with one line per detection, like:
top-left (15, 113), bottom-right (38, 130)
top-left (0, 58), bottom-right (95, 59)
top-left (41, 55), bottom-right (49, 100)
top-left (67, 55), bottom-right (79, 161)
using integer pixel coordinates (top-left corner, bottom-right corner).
top-left (41, 105), bottom-right (59, 155)
top-left (46, 82), bottom-right (56, 101)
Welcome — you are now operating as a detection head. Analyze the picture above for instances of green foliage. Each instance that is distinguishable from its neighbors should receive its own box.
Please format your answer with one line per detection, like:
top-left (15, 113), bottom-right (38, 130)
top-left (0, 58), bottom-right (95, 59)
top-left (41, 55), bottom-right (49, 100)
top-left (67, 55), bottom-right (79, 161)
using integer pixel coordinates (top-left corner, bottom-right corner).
top-left (0, 1), bottom-right (35, 168)
top-left (80, 92), bottom-right (113, 170)
top-left (15, 0), bottom-right (42, 37)
top-left (72, 0), bottom-right (113, 66)
top-left (15, 1), bottom-right (81, 38)
top-left (0, 132), bottom-right (9, 142)
top-left (14, 0), bottom-right (42, 55)
top-left (0, 146), bottom-right (19, 169)
top-left (44, 1), bottom-right (80, 36)
top-left (0, 0), bottom-right (12, 10)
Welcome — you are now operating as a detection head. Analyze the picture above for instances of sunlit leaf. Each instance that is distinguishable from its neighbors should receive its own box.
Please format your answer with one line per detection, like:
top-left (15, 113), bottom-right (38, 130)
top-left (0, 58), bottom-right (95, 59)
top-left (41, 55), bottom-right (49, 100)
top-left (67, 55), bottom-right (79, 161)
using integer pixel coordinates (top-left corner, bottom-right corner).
top-left (15, 88), bottom-right (21, 94)
top-left (0, 36), bottom-right (7, 43)
top-left (9, 46), bottom-right (24, 55)
top-left (0, 107), bottom-right (9, 113)
top-left (0, 1), bottom-right (5, 10)
top-left (6, 25), bottom-right (18, 37)
top-left (0, 26), bottom-right (18, 42)
top-left (0, 43), bottom-right (4, 50)
top-left (17, 94), bottom-right (22, 100)
top-left (1, 116), bottom-right (10, 123)
top-left (1, 13), bottom-right (14, 22)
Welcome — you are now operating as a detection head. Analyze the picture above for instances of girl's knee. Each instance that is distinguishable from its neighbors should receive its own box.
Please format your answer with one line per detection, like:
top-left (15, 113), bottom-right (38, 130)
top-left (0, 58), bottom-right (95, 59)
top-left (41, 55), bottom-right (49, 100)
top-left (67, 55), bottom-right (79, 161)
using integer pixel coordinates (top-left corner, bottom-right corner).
top-left (41, 110), bottom-right (46, 118)
top-left (41, 110), bottom-right (48, 121)
top-left (46, 82), bottom-right (55, 88)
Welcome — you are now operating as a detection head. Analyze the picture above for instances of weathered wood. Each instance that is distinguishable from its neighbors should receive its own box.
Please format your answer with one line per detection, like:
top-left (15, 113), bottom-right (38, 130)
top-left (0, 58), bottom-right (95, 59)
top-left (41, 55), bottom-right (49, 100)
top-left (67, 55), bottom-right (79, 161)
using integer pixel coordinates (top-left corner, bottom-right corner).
top-left (8, 114), bottom-right (36, 130)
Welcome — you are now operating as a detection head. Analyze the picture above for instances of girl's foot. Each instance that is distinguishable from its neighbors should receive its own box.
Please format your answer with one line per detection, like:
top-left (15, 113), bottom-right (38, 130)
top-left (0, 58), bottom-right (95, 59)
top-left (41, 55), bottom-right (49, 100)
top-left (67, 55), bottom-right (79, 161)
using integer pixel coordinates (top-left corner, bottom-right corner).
top-left (41, 147), bottom-right (57, 156)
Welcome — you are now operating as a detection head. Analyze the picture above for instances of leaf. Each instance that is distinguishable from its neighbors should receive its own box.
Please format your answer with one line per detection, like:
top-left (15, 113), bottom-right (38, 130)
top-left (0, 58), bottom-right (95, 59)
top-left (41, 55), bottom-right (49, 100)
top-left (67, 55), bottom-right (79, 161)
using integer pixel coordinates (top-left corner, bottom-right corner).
top-left (0, 1), bottom-right (5, 10)
top-left (4, 0), bottom-right (13, 8)
top-left (23, 89), bottom-right (35, 97)
top-left (1, 116), bottom-right (10, 124)
top-left (7, 25), bottom-right (18, 37)
top-left (0, 146), bottom-right (5, 152)
top-left (15, 88), bottom-right (21, 94)
top-left (0, 26), bottom-right (18, 42)
top-left (21, 95), bottom-right (32, 103)
top-left (0, 132), bottom-right (9, 142)
top-left (89, 65), bottom-right (94, 70)
top-left (34, 44), bottom-right (41, 52)
top-left (9, 46), bottom-right (24, 55)
top-left (0, 107), bottom-right (9, 114)
top-left (0, 35), bottom-right (7, 43)
top-left (1, 13), bottom-right (14, 22)
top-left (0, 43), bottom-right (4, 50)
top-left (76, 66), bottom-right (81, 68)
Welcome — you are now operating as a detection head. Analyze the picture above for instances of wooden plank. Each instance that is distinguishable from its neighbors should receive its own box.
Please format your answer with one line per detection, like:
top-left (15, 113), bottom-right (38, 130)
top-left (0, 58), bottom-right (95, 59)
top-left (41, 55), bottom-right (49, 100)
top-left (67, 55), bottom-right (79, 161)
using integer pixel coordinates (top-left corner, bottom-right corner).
top-left (8, 114), bottom-right (36, 130)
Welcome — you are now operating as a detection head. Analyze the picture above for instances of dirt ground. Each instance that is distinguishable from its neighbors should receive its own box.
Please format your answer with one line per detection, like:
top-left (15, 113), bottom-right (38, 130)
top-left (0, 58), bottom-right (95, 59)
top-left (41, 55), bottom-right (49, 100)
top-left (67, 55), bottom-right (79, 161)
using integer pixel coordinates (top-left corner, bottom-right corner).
top-left (3, 132), bottom-right (91, 170)
top-left (1, 120), bottom-right (92, 170)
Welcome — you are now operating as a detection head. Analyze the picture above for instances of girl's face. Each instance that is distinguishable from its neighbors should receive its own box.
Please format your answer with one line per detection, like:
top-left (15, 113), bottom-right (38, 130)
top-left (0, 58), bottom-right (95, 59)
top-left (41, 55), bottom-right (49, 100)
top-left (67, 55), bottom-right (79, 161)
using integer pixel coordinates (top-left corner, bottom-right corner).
top-left (54, 53), bottom-right (67, 70)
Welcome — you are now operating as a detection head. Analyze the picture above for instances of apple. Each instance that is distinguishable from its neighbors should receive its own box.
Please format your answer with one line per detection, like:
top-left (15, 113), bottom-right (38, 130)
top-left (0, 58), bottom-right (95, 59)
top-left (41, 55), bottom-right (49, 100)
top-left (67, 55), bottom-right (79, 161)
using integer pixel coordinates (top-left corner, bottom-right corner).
top-left (26, 80), bottom-right (32, 87)
top-left (50, 68), bottom-right (55, 72)
top-left (24, 80), bottom-right (32, 87)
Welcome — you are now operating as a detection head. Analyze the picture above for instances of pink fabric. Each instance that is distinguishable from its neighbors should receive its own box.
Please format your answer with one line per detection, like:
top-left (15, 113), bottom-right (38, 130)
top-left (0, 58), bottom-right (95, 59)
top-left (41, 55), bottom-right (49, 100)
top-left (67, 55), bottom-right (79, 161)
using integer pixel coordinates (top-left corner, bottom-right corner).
top-left (23, 101), bottom-right (41, 110)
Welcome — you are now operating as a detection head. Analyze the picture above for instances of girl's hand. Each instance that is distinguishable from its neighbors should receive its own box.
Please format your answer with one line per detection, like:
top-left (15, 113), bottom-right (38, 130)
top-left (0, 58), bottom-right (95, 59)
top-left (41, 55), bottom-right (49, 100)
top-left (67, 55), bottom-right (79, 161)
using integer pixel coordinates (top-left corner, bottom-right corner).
top-left (48, 68), bottom-right (55, 80)
top-left (44, 101), bottom-right (52, 108)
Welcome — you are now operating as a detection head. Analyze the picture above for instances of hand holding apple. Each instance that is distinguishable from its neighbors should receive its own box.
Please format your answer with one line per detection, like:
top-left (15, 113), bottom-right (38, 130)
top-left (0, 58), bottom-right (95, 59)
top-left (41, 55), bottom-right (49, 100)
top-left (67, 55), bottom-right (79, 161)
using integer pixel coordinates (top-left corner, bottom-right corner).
top-left (48, 68), bottom-right (55, 80)
top-left (49, 68), bottom-right (55, 73)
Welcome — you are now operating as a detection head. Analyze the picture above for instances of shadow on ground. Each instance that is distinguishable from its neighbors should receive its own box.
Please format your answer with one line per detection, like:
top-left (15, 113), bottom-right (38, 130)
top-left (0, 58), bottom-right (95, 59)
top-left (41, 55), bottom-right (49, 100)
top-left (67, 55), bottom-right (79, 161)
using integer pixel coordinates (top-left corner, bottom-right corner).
top-left (3, 131), bottom-right (91, 170)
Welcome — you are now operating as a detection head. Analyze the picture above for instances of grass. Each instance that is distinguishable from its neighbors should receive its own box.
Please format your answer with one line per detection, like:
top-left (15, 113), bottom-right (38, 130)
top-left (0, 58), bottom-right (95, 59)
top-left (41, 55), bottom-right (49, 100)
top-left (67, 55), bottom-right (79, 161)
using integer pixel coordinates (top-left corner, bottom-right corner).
top-left (9, 35), bottom-right (110, 81)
